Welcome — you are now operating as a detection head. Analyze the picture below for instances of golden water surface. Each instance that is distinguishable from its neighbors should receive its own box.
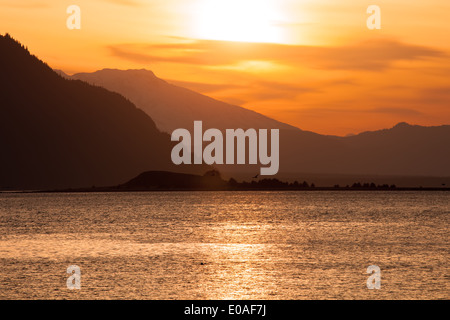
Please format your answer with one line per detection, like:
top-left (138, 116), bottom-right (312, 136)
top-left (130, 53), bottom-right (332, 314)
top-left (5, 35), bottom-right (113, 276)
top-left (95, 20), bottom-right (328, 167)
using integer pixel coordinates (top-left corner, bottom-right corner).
top-left (0, 191), bottom-right (448, 299)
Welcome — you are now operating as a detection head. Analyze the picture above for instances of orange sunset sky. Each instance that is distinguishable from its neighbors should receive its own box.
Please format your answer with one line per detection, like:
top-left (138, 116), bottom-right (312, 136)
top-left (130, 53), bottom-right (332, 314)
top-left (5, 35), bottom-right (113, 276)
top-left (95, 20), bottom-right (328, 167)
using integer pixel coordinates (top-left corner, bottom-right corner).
top-left (1, 0), bottom-right (449, 135)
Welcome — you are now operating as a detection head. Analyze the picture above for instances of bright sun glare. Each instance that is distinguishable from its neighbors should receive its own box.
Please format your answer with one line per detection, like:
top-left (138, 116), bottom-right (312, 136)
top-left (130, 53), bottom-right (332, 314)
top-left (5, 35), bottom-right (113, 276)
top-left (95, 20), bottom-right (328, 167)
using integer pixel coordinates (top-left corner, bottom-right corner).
top-left (194, 0), bottom-right (285, 43)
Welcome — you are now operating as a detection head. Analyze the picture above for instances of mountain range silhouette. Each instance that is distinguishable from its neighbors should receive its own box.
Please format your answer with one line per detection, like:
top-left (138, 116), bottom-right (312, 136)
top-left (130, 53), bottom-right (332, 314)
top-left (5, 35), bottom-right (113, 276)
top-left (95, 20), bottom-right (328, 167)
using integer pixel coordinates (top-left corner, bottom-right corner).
top-left (64, 68), bottom-right (450, 179)
top-left (1, 34), bottom-right (449, 190)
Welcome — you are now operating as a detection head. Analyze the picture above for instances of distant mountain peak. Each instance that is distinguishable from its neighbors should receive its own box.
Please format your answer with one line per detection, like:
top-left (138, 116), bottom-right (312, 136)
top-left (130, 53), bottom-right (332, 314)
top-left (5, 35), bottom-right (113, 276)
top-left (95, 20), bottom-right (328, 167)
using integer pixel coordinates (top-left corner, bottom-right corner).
top-left (393, 122), bottom-right (411, 129)
top-left (73, 68), bottom-right (164, 89)
top-left (69, 68), bottom-right (300, 133)
top-left (89, 68), bottom-right (159, 80)
top-left (99, 68), bottom-right (156, 76)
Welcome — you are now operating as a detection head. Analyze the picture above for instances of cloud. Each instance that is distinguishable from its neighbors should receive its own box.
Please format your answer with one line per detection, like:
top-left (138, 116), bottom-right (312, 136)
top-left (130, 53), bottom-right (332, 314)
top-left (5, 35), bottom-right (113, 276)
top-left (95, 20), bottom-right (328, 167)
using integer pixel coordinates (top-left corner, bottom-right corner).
top-left (107, 38), bottom-right (445, 71)
top-left (165, 78), bottom-right (317, 103)
top-left (411, 87), bottom-right (450, 109)
top-left (366, 107), bottom-right (423, 116)
top-left (166, 80), bottom-right (241, 93)
top-left (324, 79), bottom-right (356, 87)
top-left (269, 106), bottom-right (426, 124)
top-left (419, 87), bottom-right (450, 100)
top-left (243, 79), bottom-right (318, 101)
top-left (362, 86), bottom-right (450, 109)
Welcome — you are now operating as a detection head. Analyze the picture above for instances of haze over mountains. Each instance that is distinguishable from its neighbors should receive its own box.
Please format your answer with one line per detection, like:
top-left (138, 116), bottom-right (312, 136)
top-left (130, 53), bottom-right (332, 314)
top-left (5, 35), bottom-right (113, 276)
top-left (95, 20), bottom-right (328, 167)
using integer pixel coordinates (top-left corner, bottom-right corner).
top-left (66, 69), bottom-right (450, 180)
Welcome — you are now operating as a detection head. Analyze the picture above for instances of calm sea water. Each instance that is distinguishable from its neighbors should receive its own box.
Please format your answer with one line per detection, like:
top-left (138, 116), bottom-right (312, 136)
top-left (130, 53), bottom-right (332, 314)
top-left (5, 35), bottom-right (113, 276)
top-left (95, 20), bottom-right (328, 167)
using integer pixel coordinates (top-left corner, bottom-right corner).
top-left (0, 191), bottom-right (448, 299)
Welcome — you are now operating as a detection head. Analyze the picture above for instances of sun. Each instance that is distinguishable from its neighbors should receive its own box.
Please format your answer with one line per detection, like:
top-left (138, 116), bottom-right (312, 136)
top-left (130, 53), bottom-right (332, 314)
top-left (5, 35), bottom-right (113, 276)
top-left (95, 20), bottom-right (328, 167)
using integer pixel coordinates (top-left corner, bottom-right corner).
top-left (193, 0), bottom-right (284, 43)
